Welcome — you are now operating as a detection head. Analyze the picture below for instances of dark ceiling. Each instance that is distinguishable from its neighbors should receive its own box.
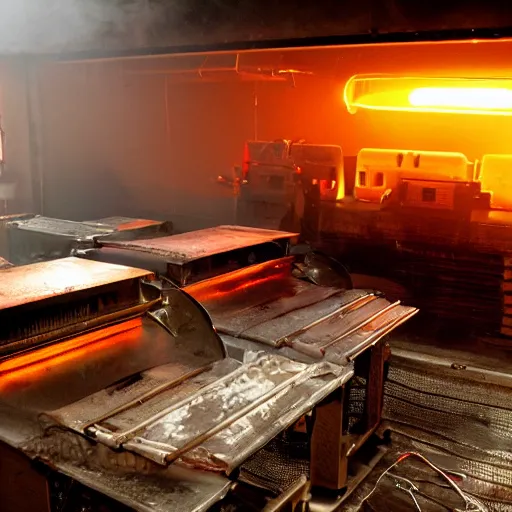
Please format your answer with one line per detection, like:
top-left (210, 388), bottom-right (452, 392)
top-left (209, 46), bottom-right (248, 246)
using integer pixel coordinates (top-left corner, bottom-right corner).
top-left (6, 0), bottom-right (512, 59)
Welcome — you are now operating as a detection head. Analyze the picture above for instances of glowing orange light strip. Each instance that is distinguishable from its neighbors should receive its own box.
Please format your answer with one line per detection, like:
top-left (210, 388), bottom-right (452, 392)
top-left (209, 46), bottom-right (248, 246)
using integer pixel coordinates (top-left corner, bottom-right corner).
top-left (0, 318), bottom-right (142, 380)
top-left (344, 74), bottom-right (512, 116)
top-left (409, 86), bottom-right (512, 110)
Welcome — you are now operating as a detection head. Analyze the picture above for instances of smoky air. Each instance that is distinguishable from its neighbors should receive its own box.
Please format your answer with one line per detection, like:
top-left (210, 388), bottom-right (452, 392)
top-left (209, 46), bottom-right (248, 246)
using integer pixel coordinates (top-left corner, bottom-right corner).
top-left (0, 0), bottom-right (168, 54)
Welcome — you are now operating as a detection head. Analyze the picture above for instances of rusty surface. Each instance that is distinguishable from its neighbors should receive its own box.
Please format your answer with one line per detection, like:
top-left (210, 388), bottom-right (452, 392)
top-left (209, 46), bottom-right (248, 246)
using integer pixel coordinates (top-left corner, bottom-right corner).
top-left (0, 257), bottom-right (151, 311)
top-left (28, 1), bottom-right (512, 59)
top-left (102, 225), bottom-right (297, 265)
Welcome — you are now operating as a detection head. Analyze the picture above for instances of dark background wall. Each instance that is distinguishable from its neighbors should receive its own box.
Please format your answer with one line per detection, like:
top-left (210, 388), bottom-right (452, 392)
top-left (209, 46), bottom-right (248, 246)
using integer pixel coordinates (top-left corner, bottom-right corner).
top-left (4, 37), bottom-right (512, 230)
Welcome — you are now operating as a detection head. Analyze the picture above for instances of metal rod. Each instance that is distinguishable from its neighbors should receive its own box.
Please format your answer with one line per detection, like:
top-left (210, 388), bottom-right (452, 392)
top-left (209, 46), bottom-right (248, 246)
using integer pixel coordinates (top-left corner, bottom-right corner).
top-left (82, 363), bottom-right (213, 430)
top-left (99, 356), bottom-right (275, 444)
top-left (346, 309), bottom-right (418, 361)
top-left (164, 363), bottom-right (321, 464)
top-left (318, 301), bottom-right (401, 351)
top-left (277, 293), bottom-right (375, 347)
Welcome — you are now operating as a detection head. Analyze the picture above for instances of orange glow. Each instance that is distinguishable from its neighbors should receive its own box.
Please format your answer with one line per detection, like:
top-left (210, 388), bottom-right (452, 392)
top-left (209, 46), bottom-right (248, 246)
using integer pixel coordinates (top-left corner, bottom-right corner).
top-left (479, 154), bottom-right (512, 210)
top-left (344, 75), bottom-right (512, 116)
top-left (409, 87), bottom-right (512, 110)
top-left (0, 318), bottom-right (142, 383)
top-left (184, 258), bottom-right (292, 304)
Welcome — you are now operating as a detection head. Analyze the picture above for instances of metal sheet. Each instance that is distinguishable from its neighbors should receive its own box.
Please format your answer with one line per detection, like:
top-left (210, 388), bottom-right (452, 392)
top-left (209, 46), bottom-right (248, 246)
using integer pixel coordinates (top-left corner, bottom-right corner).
top-left (48, 358), bottom-right (241, 433)
top-left (9, 216), bottom-right (113, 238)
top-left (177, 362), bottom-right (353, 474)
top-left (56, 463), bottom-right (232, 512)
top-left (289, 297), bottom-right (390, 349)
top-left (103, 225), bottom-right (298, 265)
top-left (235, 291), bottom-right (373, 346)
top-left (83, 217), bottom-right (164, 231)
top-left (0, 257), bottom-right (151, 311)
top-left (322, 305), bottom-right (418, 364)
top-left (204, 279), bottom-right (346, 340)
top-left (45, 354), bottom-right (347, 474)
top-left (186, 257), bottom-right (418, 361)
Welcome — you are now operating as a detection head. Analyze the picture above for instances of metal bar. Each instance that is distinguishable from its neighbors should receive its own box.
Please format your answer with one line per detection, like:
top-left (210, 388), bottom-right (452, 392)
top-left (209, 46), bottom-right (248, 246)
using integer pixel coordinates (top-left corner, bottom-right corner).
top-left (345, 308), bottom-right (418, 361)
top-left (162, 363), bottom-right (322, 464)
top-left (317, 301), bottom-right (401, 351)
top-left (277, 294), bottom-right (375, 346)
top-left (82, 363), bottom-right (214, 431)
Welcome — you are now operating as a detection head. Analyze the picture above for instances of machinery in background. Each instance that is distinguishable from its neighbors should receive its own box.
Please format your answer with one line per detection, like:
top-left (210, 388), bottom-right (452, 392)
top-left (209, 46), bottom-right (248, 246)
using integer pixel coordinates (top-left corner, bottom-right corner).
top-left (218, 140), bottom-right (344, 236)
top-left (229, 140), bottom-right (512, 342)
top-left (319, 147), bottom-right (512, 341)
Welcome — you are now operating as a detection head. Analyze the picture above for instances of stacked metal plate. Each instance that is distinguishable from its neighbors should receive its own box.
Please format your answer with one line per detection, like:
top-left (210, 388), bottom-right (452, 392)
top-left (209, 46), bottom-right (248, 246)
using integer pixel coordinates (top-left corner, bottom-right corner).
top-left (82, 225), bottom-right (297, 286)
top-left (6, 215), bottom-right (173, 266)
top-left (501, 255), bottom-right (512, 338)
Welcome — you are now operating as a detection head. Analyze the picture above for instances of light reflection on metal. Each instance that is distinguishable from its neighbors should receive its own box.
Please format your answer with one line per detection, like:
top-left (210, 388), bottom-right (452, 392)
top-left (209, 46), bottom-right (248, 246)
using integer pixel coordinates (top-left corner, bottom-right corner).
top-left (0, 257), bottom-right (151, 311)
top-left (183, 257), bottom-right (418, 368)
top-left (344, 74), bottom-right (512, 115)
top-left (0, 319), bottom-right (142, 384)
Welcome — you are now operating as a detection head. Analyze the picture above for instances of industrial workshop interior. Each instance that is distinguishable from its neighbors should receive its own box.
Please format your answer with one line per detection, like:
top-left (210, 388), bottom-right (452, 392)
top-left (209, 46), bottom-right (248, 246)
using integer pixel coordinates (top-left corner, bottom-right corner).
top-left (0, 1), bottom-right (511, 511)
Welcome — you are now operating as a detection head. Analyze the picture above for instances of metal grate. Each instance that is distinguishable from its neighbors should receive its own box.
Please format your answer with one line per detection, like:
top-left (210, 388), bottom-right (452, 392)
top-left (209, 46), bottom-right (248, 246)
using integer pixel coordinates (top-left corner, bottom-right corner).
top-left (238, 430), bottom-right (310, 496)
top-left (346, 375), bottom-right (367, 435)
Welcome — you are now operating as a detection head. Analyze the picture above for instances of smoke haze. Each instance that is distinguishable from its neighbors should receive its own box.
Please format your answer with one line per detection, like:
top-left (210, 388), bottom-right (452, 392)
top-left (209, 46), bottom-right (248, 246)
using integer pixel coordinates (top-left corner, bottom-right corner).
top-left (0, 0), bottom-right (168, 54)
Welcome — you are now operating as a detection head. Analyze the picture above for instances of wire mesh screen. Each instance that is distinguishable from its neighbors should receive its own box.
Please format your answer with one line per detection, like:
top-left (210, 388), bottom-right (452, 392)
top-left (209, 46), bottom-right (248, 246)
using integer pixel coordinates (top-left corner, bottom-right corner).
top-left (238, 429), bottom-right (310, 496)
top-left (345, 375), bottom-right (368, 435)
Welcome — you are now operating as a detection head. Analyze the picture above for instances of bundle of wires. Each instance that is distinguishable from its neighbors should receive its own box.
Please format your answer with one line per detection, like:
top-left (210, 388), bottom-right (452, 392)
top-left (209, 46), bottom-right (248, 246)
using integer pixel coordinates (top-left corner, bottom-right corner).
top-left (361, 452), bottom-right (488, 512)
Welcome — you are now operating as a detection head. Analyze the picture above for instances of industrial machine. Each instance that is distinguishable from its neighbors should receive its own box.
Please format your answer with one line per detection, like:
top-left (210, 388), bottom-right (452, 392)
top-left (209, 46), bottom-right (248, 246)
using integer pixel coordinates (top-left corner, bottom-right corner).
top-left (218, 140), bottom-right (344, 237)
top-left (0, 229), bottom-right (418, 511)
top-left (228, 138), bottom-right (512, 342)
